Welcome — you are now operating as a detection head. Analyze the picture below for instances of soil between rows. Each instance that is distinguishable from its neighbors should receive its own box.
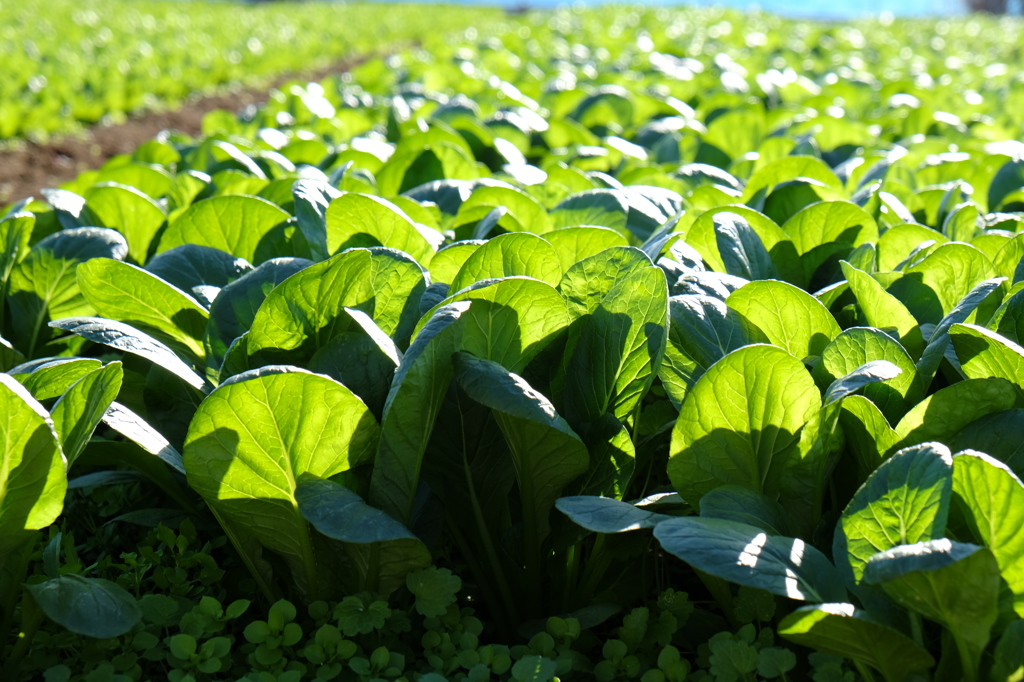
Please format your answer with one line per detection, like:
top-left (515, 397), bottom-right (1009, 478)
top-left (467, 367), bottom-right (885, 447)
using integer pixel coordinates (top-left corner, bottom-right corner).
top-left (0, 55), bottom-right (367, 206)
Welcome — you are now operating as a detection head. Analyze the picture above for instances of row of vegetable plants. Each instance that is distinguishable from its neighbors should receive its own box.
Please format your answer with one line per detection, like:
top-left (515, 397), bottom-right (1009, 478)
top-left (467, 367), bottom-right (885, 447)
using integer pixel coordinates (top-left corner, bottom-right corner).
top-left (3, 5), bottom-right (1024, 681)
top-left (0, 0), bottom-right (501, 141)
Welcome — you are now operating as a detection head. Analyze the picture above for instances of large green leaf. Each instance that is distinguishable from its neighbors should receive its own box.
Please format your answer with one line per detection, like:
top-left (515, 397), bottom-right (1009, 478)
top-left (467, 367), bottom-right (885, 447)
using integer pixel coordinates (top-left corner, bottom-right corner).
top-left (667, 294), bottom-right (767, 374)
top-left (454, 185), bottom-right (552, 235)
top-left (362, 248), bottom-right (428, 350)
top-left (184, 369), bottom-right (379, 597)
top-left (888, 242), bottom-right (995, 324)
top-left (0, 374), bottom-right (66, 556)
top-left (418, 277), bottom-right (568, 375)
top-left (157, 195), bottom-right (291, 265)
top-left (712, 212), bottom-right (778, 281)
top-left (951, 451), bottom-right (1024, 618)
top-left (204, 257), bottom-right (311, 370)
top-left (84, 182), bottom-right (167, 264)
top-left (550, 189), bottom-right (630, 236)
top-left (245, 249), bottom-right (374, 367)
top-left (653, 517), bottom-right (846, 602)
top-left (296, 474), bottom-right (430, 596)
top-left (778, 603), bottom-right (935, 682)
top-left (951, 323), bottom-right (1024, 395)
top-left (562, 263), bottom-right (667, 428)
top-left (0, 212), bottom-right (33, 332)
top-left (952, 410), bottom-right (1024, 476)
top-left (453, 352), bottom-right (589, 575)
top-left (726, 280), bottom-right (841, 362)
top-left (555, 495), bottom-right (671, 534)
top-left (13, 358), bottom-right (102, 402)
top-left (863, 539), bottom-right (999, 677)
top-left (838, 395), bottom-right (901, 479)
top-left (782, 201), bottom-right (878, 285)
top-left (841, 261), bottom-right (925, 360)
top-left (369, 303), bottom-right (468, 524)
top-left (51, 362), bottom-right (123, 468)
top-left (26, 575), bottom-right (141, 639)
top-left (894, 378), bottom-right (1016, 449)
top-left (683, 205), bottom-right (800, 285)
top-left (144, 244), bottom-right (252, 295)
top-left (449, 232), bottom-right (560, 293)
top-left (292, 179), bottom-right (342, 262)
top-left (834, 442), bottom-right (952, 586)
top-left (668, 345), bottom-right (820, 505)
top-left (77, 259), bottom-right (209, 364)
top-left (544, 227), bottom-right (629, 273)
top-left (324, 193), bottom-right (440, 262)
top-left (49, 317), bottom-right (206, 392)
top-left (813, 327), bottom-right (917, 424)
top-left (7, 227), bottom-right (128, 356)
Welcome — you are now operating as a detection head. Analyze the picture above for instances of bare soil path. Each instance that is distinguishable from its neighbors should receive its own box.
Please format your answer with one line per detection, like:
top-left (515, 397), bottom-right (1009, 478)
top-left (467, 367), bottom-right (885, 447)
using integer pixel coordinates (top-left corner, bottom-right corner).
top-left (0, 56), bottom-right (366, 205)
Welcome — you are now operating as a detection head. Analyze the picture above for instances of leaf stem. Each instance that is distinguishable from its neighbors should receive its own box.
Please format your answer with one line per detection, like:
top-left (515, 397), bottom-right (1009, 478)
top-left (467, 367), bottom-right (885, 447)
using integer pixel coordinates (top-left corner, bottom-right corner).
top-left (0, 592), bottom-right (44, 680)
top-left (852, 660), bottom-right (876, 681)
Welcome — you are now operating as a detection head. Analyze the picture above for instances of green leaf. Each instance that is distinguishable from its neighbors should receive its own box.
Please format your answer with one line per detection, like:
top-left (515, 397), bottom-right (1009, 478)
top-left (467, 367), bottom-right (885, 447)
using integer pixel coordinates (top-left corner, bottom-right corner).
top-left (184, 369), bottom-right (380, 597)
top-left (989, 158), bottom-right (1024, 211)
top-left (407, 566), bottom-right (462, 618)
top-left (713, 212), bottom-right (778, 281)
top-left (951, 323), bottom-right (1024, 394)
top-left (427, 241), bottom-right (483, 285)
top-left (684, 206), bottom-right (800, 285)
top-left (13, 358), bottom-right (102, 402)
top-left (913, 278), bottom-right (1005, 392)
top-left (782, 201), bottom-right (878, 285)
top-left (297, 474), bottom-right (416, 543)
top-left (666, 294), bottom-right (767, 373)
top-left (144, 244), bottom-right (252, 294)
top-left (51, 362), bottom-right (123, 468)
top-left (49, 317), bottom-right (207, 392)
top-left (453, 352), bottom-right (589, 556)
top-left (778, 603), bottom-right (935, 682)
top-left (951, 451), bottom-right (1024, 618)
top-left (698, 486), bottom-right (795, 536)
top-left (0, 374), bottom-right (65, 556)
top-left (26, 575), bottom-right (142, 639)
top-left (449, 232), bottom-right (560, 293)
top-left (834, 442), bottom-right (953, 586)
top-left (894, 378), bottom-right (1016, 449)
top-left (84, 182), bottom-right (167, 264)
top-left (669, 345), bottom-right (819, 506)
top-left (555, 495), bottom-right (670, 533)
top-left (542, 227), bottom-right (629, 274)
top-left (562, 263), bottom-right (668, 428)
top-left (0, 212), bottom-right (33, 322)
top-left (77, 259), bottom-right (209, 364)
top-left (653, 517), bottom-right (846, 602)
top-left (296, 474), bottom-right (429, 596)
top-left (362, 248), bottom-right (428, 350)
top-left (418, 277), bottom-right (569, 375)
top-left (550, 189), bottom-right (629, 237)
top-left (245, 249), bottom-right (374, 367)
top-left (157, 195), bottom-right (291, 264)
top-left (990, 620), bottom-right (1024, 682)
top-left (889, 243), bottom-right (996, 324)
top-left (876, 223), bottom-right (946, 272)
top-left (325, 193), bottom-right (441, 263)
top-left (292, 179), bottom-right (342, 262)
top-left (863, 539), bottom-right (999, 676)
top-left (726, 280), bottom-right (841, 361)
top-left (7, 227), bottom-right (128, 356)
top-left (369, 302), bottom-right (468, 524)
top-left (838, 395), bottom-right (901, 479)
top-left (454, 185), bottom-right (552, 235)
top-left (204, 257), bottom-right (311, 370)
top-left (813, 327), bottom-right (916, 423)
top-left (840, 261), bottom-right (925, 360)
top-left (101, 401), bottom-right (185, 473)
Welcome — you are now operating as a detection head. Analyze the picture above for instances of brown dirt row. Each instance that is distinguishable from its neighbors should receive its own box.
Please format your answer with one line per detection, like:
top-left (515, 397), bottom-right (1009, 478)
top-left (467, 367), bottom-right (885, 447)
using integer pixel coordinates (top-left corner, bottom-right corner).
top-left (0, 55), bottom-right (368, 206)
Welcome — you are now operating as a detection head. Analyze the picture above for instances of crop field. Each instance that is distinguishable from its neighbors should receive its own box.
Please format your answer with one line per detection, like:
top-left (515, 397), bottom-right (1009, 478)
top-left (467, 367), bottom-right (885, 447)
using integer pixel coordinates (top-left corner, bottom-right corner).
top-left (3, 3), bottom-right (1024, 681)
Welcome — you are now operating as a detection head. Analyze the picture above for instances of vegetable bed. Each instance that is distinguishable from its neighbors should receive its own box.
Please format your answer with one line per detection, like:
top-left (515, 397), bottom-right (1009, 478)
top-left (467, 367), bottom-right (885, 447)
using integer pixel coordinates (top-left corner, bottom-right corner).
top-left (3, 6), bottom-right (1024, 682)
